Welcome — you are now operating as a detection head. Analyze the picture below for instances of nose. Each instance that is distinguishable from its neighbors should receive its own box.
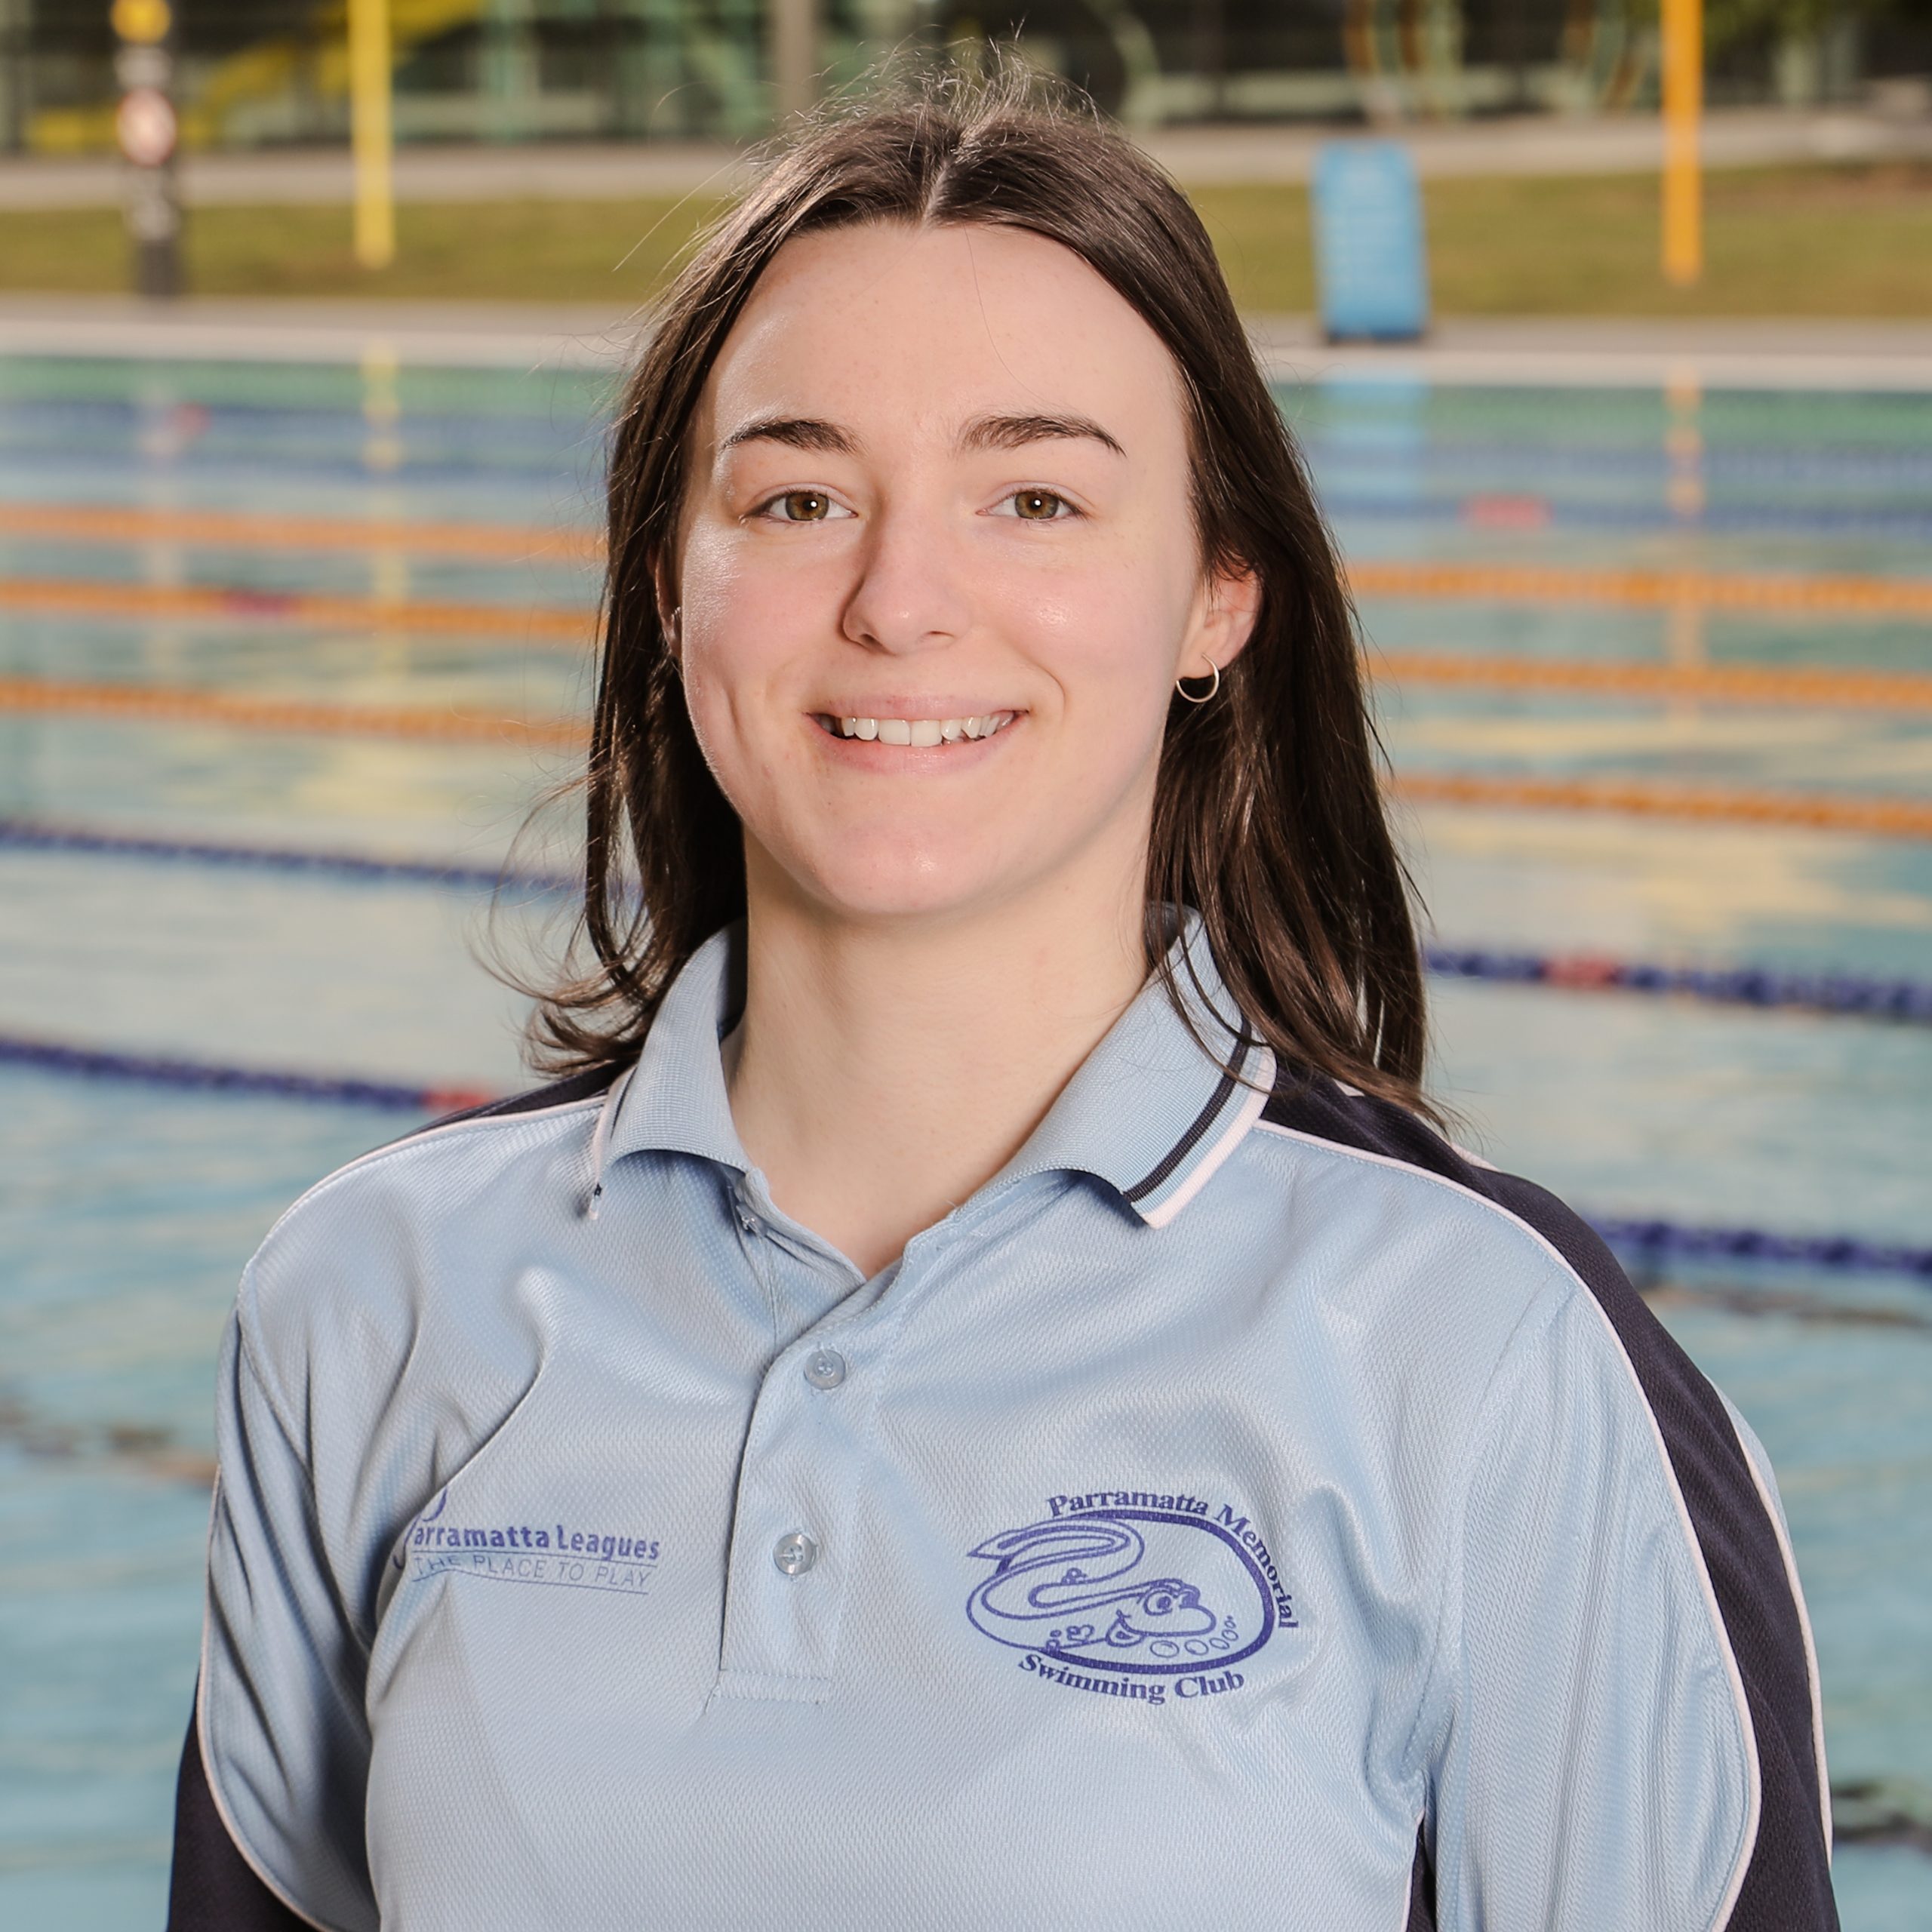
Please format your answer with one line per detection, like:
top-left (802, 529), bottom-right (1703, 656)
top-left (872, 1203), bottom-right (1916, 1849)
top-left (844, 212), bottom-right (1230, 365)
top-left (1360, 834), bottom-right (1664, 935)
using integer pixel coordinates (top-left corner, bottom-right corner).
top-left (840, 500), bottom-right (971, 656)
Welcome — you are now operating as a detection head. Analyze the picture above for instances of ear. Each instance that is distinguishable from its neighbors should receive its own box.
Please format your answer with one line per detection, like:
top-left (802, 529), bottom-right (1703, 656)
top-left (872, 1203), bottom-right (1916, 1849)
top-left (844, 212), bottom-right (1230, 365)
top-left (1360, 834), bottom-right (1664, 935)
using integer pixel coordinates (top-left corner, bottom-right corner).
top-left (648, 550), bottom-right (680, 661)
top-left (1183, 561), bottom-right (1263, 680)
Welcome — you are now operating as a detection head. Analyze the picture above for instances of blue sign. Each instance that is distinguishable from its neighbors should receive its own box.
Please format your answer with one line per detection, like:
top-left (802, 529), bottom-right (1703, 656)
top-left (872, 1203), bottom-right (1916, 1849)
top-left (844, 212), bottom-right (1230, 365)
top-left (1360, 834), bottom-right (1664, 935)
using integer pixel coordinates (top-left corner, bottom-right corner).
top-left (1311, 141), bottom-right (1430, 343)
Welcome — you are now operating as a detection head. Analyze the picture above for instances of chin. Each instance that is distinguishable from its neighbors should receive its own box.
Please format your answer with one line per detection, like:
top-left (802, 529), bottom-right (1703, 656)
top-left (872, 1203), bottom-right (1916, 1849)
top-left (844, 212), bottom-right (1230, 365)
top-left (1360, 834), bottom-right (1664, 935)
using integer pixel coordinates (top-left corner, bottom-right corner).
top-left (785, 829), bottom-right (1024, 926)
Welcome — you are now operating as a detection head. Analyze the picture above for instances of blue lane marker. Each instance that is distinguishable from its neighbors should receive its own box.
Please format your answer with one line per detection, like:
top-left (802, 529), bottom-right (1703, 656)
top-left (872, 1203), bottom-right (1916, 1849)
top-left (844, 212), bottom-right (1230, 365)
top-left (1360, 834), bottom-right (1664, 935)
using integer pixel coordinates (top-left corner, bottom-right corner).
top-left (1593, 1217), bottom-right (1932, 1282)
top-left (0, 1033), bottom-right (494, 1114)
top-left (1424, 945), bottom-right (1932, 1025)
top-left (3, 1029), bottom-right (1927, 1284)
top-left (0, 817), bottom-right (574, 894)
top-left (7, 820), bottom-right (1927, 1028)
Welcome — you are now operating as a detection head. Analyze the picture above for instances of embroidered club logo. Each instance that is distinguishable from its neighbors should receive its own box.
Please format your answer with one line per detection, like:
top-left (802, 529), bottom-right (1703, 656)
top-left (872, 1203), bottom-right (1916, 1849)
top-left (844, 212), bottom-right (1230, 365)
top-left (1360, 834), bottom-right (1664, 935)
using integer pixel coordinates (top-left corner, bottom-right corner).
top-left (966, 1494), bottom-right (1286, 1681)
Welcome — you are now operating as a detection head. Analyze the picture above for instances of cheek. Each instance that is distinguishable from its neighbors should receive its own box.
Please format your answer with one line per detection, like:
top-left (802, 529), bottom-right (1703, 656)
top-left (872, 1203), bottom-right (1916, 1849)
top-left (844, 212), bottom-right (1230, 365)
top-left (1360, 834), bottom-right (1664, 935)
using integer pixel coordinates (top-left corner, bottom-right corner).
top-left (673, 529), bottom-right (811, 761)
top-left (1009, 552), bottom-right (1194, 724)
top-left (675, 524), bottom-right (790, 660)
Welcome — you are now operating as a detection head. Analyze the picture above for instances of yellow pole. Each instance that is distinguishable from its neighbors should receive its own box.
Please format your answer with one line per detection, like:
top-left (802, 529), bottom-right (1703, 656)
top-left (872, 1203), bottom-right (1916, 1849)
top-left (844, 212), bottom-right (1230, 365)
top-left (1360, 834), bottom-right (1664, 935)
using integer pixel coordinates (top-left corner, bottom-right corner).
top-left (1661, 0), bottom-right (1702, 285)
top-left (768, 0), bottom-right (819, 125)
top-left (349, 0), bottom-right (395, 270)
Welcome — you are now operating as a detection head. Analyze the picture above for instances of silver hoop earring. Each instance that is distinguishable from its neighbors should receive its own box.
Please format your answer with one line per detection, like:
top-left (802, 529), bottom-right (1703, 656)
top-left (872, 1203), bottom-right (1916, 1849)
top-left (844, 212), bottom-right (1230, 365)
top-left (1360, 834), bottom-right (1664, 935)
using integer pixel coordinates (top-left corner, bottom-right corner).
top-left (1174, 662), bottom-right (1220, 704)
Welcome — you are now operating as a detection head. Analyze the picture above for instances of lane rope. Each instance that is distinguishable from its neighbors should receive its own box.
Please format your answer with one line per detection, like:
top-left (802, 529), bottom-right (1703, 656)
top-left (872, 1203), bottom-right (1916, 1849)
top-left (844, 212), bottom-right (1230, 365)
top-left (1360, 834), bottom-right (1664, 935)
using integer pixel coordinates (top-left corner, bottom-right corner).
top-left (0, 575), bottom-right (589, 642)
top-left (0, 501), bottom-right (598, 561)
top-left (9, 543), bottom-right (1932, 656)
top-left (4, 678), bottom-right (1928, 838)
top-left (8, 816), bottom-right (1928, 1026)
top-left (0, 1034), bottom-right (494, 1115)
top-left (1595, 1216), bottom-right (1932, 1282)
top-left (11, 503), bottom-right (1932, 623)
top-left (0, 675), bottom-right (583, 747)
top-left (1352, 559), bottom-right (1932, 618)
top-left (1395, 771), bottom-right (1932, 841)
top-left (4, 1027), bottom-right (1925, 1281)
top-left (1327, 495), bottom-right (1932, 541)
top-left (15, 561), bottom-right (1932, 712)
top-left (0, 817), bottom-right (574, 891)
top-left (1374, 651), bottom-right (1932, 712)
top-left (15, 495), bottom-right (1932, 582)
top-left (1424, 943), bottom-right (1932, 1024)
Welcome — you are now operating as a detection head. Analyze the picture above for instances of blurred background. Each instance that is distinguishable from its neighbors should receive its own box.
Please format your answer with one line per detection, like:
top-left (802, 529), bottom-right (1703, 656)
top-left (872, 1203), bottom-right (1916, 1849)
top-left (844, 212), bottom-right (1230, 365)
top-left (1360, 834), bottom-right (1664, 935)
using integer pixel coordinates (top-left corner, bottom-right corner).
top-left (2, 2), bottom-right (1930, 1927)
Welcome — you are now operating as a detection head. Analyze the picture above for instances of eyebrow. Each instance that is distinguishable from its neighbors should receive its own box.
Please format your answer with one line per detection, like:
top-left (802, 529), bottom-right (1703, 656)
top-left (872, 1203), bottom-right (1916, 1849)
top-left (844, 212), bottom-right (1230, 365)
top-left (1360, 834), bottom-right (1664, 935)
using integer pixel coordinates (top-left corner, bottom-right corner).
top-left (958, 411), bottom-right (1126, 458)
top-left (717, 411), bottom-right (1126, 460)
top-left (719, 416), bottom-right (857, 455)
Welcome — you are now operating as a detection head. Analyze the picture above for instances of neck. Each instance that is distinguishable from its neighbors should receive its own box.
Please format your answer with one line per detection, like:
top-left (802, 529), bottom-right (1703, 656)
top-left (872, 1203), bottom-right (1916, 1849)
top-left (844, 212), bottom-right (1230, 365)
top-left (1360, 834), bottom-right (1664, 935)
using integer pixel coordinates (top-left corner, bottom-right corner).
top-left (724, 860), bottom-right (1151, 1278)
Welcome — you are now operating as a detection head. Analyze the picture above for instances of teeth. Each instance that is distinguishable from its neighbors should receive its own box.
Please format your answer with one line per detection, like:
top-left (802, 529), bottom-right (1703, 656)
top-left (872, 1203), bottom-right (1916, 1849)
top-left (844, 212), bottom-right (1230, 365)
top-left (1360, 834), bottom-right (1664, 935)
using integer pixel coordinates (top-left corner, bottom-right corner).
top-left (833, 712), bottom-right (1014, 743)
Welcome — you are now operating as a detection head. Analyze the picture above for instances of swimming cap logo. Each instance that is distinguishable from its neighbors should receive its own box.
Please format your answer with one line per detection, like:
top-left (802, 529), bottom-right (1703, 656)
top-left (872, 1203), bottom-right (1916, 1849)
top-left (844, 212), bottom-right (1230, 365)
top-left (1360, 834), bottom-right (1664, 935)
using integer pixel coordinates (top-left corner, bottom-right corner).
top-left (966, 1497), bottom-right (1283, 1677)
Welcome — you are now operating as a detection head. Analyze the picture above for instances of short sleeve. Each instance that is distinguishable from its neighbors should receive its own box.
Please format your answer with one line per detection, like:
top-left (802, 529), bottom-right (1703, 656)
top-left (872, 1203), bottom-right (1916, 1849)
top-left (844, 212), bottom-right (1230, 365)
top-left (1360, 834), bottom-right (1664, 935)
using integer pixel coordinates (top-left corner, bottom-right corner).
top-left (1426, 1292), bottom-right (1763, 1930)
top-left (194, 1307), bottom-right (377, 1932)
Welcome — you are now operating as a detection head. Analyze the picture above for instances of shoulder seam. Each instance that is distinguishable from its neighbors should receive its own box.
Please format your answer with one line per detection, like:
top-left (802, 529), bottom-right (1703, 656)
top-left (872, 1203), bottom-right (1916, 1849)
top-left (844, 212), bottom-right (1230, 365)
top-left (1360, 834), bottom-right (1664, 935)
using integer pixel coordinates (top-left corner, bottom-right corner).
top-left (245, 1087), bottom-right (607, 1265)
top-left (1248, 1115), bottom-right (1588, 1293)
top-left (232, 1089), bottom-right (608, 1432)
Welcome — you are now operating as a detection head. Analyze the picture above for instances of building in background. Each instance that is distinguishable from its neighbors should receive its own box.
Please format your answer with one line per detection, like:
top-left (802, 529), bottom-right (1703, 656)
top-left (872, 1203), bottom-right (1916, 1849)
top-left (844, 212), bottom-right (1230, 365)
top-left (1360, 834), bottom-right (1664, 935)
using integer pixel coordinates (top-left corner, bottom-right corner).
top-left (0, 0), bottom-right (1927, 152)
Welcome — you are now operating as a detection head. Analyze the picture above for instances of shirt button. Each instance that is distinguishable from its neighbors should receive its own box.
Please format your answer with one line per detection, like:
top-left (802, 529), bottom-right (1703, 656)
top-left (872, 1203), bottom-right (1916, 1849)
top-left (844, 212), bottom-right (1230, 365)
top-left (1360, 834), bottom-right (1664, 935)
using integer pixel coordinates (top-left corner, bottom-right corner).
top-left (803, 1348), bottom-right (847, 1390)
top-left (772, 1531), bottom-right (818, 1577)
top-left (737, 1208), bottom-right (763, 1238)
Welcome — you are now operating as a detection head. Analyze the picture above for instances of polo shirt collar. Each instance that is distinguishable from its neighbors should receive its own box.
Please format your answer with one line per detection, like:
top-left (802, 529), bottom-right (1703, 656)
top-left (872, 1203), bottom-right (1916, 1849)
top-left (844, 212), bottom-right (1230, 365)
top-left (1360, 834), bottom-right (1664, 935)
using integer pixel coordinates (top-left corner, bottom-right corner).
top-left (598, 913), bottom-right (1274, 1228)
top-left (601, 923), bottom-right (752, 1177)
top-left (981, 911), bottom-right (1275, 1226)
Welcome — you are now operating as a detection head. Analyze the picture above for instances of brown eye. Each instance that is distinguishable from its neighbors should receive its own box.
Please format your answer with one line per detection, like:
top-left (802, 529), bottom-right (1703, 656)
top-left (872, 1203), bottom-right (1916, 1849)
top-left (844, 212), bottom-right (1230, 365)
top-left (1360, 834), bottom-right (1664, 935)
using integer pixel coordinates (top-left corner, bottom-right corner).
top-left (1013, 489), bottom-right (1063, 521)
top-left (780, 491), bottom-right (830, 521)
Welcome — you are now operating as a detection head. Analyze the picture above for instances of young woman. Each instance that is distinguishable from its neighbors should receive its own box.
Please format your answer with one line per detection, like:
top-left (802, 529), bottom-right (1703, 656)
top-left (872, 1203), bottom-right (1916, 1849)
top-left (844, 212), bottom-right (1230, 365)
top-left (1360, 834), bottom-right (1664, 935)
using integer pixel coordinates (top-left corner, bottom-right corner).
top-left (169, 82), bottom-right (1836, 1932)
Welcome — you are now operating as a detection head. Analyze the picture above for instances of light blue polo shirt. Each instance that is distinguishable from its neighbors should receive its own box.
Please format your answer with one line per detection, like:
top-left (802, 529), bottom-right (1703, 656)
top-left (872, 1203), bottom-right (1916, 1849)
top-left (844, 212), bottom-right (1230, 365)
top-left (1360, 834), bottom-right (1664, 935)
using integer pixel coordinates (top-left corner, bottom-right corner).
top-left (195, 918), bottom-right (1832, 1930)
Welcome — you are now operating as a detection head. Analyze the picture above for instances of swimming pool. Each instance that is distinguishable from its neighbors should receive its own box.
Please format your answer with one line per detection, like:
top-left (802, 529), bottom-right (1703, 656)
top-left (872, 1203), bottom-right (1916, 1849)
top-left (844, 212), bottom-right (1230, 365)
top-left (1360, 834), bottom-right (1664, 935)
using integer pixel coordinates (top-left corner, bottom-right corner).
top-left (1, 349), bottom-right (1927, 1927)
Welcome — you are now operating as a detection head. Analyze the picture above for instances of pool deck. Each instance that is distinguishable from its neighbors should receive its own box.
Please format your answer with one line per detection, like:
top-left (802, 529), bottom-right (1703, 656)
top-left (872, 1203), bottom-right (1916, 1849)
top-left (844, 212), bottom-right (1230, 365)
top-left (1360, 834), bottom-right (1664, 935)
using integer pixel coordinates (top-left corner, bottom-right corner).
top-left (2, 294), bottom-right (1930, 391)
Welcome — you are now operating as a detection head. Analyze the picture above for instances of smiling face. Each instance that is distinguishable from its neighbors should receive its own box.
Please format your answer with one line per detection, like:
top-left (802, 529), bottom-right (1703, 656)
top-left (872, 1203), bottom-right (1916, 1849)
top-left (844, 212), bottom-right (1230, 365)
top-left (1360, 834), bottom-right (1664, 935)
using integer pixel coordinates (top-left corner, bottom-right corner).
top-left (671, 219), bottom-right (1255, 934)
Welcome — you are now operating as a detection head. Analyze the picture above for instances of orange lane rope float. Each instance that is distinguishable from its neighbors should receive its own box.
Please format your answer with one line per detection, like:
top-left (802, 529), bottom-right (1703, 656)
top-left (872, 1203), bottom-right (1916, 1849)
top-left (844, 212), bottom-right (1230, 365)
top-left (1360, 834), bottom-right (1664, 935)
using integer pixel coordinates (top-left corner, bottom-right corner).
top-left (4, 674), bottom-right (1930, 840)
top-left (9, 507), bottom-right (1932, 619)
top-left (3, 574), bottom-right (1929, 714)
top-left (1347, 559), bottom-right (1932, 617)
top-left (1395, 772), bottom-right (1932, 841)
top-left (1374, 652), bottom-right (1932, 712)
top-left (0, 675), bottom-right (584, 749)
top-left (0, 575), bottom-right (589, 642)
top-left (0, 503), bottom-right (598, 561)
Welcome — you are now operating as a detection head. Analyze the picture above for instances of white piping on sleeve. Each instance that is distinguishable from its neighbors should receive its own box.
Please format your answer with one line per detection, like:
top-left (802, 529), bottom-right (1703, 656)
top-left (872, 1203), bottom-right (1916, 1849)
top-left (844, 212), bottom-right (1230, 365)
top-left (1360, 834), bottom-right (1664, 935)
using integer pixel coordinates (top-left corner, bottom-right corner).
top-left (1252, 1118), bottom-right (1764, 1930)
top-left (242, 1085), bottom-right (613, 1267)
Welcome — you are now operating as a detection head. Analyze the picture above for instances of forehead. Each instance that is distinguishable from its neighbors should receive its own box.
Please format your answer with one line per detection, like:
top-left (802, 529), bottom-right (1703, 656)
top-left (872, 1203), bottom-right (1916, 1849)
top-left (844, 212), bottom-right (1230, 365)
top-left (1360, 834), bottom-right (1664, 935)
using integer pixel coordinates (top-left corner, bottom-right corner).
top-left (697, 220), bottom-right (1187, 447)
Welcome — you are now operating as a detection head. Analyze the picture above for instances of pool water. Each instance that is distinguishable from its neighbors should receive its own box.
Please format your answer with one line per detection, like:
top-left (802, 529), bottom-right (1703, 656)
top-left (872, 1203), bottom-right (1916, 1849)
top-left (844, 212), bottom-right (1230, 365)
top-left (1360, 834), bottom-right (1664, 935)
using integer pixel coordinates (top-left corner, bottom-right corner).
top-left (1, 353), bottom-right (1927, 1927)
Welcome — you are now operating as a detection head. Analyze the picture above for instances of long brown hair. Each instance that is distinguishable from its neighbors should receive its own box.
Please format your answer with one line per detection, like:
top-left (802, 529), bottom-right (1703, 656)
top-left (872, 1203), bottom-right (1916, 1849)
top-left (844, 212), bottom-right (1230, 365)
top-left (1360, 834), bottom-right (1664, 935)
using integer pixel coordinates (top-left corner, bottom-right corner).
top-left (528, 69), bottom-right (1432, 1115)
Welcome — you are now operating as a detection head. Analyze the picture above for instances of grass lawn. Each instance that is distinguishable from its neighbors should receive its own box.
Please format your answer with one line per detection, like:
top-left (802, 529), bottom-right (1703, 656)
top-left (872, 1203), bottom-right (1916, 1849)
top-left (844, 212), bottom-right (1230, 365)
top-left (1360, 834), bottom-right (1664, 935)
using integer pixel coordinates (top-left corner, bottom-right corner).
top-left (2, 163), bottom-right (1928, 315)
